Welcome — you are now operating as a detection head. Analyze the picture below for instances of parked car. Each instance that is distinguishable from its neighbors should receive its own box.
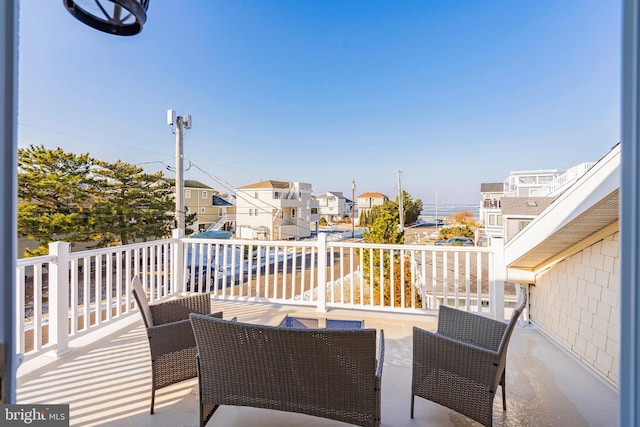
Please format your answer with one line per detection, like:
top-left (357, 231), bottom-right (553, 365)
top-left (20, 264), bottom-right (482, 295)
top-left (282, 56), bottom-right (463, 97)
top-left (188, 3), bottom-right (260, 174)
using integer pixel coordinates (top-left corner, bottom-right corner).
top-left (434, 236), bottom-right (474, 246)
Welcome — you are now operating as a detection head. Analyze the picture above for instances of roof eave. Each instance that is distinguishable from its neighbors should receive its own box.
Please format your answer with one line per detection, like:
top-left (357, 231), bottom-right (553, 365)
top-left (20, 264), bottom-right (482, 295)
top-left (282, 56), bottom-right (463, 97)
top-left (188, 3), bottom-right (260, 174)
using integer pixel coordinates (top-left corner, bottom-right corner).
top-left (504, 145), bottom-right (621, 273)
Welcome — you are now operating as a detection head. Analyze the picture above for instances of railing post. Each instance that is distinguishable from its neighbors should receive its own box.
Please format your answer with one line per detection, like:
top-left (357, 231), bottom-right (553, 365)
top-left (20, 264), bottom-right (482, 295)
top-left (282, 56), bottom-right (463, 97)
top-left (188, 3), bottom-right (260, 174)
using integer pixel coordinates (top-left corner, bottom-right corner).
top-left (489, 237), bottom-right (505, 321)
top-left (172, 229), bottom-right (185, 294)
top-left (316, 233), bottom-right (327, 312)
top-left (48, 242), bottom-right (70, 356)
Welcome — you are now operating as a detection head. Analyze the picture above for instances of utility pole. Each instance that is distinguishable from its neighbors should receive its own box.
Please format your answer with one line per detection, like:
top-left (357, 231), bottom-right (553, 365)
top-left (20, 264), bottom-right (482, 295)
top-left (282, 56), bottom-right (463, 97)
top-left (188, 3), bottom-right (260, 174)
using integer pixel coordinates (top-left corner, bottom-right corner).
top-left (397, 170), bottom-right (404, 233)
top-left (167, 109), bottom-right (191, 234)
top-left (351, 179), bottom-right (356, 238)
top-left (435, 191), bottom-right (439, 233)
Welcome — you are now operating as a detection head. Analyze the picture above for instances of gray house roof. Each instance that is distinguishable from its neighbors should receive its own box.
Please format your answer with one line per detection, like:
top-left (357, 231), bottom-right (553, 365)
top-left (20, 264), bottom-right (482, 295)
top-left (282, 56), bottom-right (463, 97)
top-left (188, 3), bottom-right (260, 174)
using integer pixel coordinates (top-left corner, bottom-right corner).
top-left (501, 197), bottom-right (557, 216)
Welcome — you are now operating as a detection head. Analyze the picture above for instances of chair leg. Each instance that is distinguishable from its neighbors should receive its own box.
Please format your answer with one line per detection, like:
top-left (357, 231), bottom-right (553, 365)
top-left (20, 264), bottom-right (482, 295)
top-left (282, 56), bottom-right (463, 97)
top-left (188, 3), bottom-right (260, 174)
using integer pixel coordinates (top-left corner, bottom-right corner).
top-left (410, 395), bottom-right (414, 418)
top-left (150, 388), bottom-right (155, 414)
top-left (501, 370), bottom-right (506, 411)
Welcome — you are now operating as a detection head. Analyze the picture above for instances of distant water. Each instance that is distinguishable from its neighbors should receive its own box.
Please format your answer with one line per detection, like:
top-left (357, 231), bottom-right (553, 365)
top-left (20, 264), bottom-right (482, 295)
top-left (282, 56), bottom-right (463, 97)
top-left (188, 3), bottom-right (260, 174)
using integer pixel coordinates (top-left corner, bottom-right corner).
top-left (419, 204), bottom-right (479, 220)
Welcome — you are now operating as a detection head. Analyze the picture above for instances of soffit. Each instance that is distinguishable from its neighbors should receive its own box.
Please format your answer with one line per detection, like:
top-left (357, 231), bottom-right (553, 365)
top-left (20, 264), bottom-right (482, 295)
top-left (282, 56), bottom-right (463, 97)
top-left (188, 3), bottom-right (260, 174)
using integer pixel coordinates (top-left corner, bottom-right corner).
top-left (507, 190), bottom-right (619, 271)
top-left (504, 143), bottom-right (620, 272)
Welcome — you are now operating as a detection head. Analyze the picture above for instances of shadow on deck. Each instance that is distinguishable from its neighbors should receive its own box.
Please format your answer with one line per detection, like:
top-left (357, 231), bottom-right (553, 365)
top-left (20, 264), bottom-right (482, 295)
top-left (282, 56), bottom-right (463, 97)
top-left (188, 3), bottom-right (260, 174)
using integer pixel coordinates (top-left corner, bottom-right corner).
top-left (16, 301), bottom-right (617, 427)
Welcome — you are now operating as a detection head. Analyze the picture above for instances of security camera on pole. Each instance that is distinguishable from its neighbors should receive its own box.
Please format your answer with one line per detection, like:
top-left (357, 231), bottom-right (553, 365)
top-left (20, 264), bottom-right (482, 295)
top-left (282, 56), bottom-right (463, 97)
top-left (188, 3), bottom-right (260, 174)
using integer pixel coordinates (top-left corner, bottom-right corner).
top-left (167, 109), bottom-right (191, 235)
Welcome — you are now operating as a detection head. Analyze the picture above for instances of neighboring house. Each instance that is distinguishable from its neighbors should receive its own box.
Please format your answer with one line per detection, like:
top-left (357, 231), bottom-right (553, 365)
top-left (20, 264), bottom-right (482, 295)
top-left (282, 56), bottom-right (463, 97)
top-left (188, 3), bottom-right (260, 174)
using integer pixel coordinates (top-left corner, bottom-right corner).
top-left (479, 182), bottom-right (504, 241)
top-left (503, 169), bottom-right (562, 197)
top-left (206, 195), bottom-right (235, 232)
top-left (315, 191), bottom-right (349, 223)
top-left (181, 180), bottom-right (226, 232)
top-left (505, 143), bottom-right (620, 387)
top-left (357, 192), bottom-right (389, 218)
top-left (309, 197), bottom-right (320, 232)
top-left (500, 197), bottom-right (556, 241)
top-left (235, 180), bottom-right (314, 240)
top-left (479, 163), bottom-right (594, 243)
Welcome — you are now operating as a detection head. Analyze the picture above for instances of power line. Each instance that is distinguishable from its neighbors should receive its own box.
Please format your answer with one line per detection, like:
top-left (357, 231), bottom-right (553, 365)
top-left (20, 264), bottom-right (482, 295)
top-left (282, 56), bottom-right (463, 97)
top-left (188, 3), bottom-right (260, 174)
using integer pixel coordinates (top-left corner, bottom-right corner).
top-left (18, 122), bottom-right (169, 157)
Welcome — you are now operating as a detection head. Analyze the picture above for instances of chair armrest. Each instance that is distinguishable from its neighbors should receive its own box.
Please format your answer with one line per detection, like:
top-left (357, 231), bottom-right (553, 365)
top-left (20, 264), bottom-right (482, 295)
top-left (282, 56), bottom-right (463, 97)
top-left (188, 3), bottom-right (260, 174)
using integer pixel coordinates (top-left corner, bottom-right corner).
top-left (437, 305), bottom-right (508, 351)
top-left (147, 318), bottom-right (197, 356)
top-left (375, 329), bottom-right (385, 381)
top-left (150, 293), bottom-right (212, 325)
top-left (146, 311), bottom-right (223, 356)
top-left (413, 326), bottom-right (499, 388)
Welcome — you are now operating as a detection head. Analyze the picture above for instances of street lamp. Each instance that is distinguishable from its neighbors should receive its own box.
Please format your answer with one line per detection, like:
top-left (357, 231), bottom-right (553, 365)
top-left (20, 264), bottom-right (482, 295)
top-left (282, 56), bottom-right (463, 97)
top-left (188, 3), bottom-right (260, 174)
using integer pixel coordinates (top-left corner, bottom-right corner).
top-left (351, 179), bottom-right (356, 238)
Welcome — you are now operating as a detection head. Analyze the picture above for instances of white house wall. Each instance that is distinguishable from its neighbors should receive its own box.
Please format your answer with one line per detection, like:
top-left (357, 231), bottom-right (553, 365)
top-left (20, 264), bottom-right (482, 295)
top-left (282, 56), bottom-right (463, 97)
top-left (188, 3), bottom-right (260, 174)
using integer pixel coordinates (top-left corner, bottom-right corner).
top-left (529, 232), bottom-right (620, 386)
top-left (235, 182), bottom-right (313, 240)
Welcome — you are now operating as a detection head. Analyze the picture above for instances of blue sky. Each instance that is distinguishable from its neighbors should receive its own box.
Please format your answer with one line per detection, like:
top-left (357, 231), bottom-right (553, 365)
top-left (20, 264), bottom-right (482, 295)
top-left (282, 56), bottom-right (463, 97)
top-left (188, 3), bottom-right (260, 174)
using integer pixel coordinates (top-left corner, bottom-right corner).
top-left (18, 1), bottom-right (621, 204)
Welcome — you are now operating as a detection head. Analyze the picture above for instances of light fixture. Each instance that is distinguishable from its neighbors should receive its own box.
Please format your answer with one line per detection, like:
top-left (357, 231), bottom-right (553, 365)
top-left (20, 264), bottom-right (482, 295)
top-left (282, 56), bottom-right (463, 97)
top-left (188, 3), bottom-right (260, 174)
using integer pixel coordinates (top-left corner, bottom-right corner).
top-left (63, 0), bottom-right (149, 36)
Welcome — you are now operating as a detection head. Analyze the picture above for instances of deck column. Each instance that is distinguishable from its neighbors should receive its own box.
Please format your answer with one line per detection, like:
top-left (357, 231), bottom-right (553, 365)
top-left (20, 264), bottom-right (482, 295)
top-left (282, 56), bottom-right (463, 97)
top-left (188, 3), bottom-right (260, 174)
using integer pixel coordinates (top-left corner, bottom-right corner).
top-left (489, 237), bottom-right (505, 321)
top-left (49, 242), bottom-right (71, 357)
top-left (316, 233), bottom-right (328, 312)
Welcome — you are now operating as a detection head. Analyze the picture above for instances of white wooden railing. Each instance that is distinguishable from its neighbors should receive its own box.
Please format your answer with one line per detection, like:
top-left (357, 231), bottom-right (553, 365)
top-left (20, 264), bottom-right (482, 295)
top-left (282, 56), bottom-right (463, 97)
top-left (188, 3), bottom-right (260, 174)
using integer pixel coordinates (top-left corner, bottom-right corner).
top-left (16, 234), bottom-right (505, 361)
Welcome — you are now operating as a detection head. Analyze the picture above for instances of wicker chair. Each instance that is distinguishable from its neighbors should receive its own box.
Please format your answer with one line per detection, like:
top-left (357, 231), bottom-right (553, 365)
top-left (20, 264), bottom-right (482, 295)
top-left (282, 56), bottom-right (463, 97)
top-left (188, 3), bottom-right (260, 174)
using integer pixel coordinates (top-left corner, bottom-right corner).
top-left (411, 292), bottom-right (527, 426)
top-left (131, 276), bottom-right (222, 414)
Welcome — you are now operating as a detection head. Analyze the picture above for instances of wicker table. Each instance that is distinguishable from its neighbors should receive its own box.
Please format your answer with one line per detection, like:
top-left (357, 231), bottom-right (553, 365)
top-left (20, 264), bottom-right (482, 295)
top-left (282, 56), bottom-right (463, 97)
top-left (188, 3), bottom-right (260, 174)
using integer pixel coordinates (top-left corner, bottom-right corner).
top-left (279, 315), bottom-right (363, 329)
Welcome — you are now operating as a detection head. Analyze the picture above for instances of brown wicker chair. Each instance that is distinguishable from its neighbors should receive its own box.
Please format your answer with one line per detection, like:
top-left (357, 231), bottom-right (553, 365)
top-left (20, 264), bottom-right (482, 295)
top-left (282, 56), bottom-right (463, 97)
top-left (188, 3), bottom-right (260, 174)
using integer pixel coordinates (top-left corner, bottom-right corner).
top-left (131, 276), bottom-right (222, 414)
top-left (411, 292), bottom-right (527, 426)
top-left (190, 313), bottom-right (384, 427)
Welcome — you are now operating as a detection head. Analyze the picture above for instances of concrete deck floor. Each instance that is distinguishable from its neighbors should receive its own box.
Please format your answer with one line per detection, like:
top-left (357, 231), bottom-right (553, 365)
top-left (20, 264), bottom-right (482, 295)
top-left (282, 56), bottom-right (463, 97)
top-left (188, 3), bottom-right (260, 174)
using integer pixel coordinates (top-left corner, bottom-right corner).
top-left (16, 301), bottom-right (618, 427)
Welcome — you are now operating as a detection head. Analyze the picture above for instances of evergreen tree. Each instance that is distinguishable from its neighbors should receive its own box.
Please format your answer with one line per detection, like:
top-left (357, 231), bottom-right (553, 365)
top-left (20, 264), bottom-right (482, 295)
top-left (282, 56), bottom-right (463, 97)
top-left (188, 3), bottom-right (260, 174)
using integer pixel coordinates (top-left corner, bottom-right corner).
top-left (90, 160), bottom-right (176, 245)
top-left (362, 203), bottom-right (403, 245)
top-left (18, 145), bottom-right (95, 256)
top-left (359, 210), bottom-right (368, 227)
top-left (18, 145), bottom-right (197, 256)
top-left (400, 190), bottom-right (423, 225)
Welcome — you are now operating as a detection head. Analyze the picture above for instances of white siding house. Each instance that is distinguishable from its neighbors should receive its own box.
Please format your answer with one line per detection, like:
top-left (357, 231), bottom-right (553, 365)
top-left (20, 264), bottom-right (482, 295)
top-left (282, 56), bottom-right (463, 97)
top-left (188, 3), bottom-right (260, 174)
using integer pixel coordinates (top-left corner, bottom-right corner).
top-left (235, 180), bottom-right (313, 240)
top-left (357, 192), bottom-right (389, 219)
top-left (315, 191), bottom-right (349, 223)
top-left (479, 182), bottom-right (504, 241)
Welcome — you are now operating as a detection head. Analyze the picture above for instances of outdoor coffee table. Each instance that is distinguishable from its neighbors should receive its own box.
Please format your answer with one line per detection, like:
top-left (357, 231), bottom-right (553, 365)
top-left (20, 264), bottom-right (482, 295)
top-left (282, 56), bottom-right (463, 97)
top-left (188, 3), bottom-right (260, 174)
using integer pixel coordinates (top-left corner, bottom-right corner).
top-left (279, 315), bottom-right (363, 329)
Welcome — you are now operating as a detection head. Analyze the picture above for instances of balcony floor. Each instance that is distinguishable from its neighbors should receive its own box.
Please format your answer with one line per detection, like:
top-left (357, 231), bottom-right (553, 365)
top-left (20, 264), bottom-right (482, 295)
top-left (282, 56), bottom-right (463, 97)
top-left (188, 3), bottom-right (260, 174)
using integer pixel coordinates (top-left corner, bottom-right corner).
top-left (16, 301), bottom-right (617, 427)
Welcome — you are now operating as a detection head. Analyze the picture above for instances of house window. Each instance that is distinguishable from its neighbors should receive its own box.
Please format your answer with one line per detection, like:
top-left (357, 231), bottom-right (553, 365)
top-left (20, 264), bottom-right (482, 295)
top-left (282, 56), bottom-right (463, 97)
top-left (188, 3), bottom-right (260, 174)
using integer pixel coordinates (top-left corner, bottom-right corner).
top-left (291, 208), bottom-right (296, 218)
top-left (519, 220), bottom-right (531, 231)
top-left (518, 176), bottom-right (537, 184)
top-left (274, 192), bottom-right (282, 199)
top-left (185, 190), bottom-right (191, 198)
top-left (311, 208), bottom-right (318, 214)
top-left (202, 191), bottom-right (207, 199)
top-left (488, 214), bottom-right (503, 226)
